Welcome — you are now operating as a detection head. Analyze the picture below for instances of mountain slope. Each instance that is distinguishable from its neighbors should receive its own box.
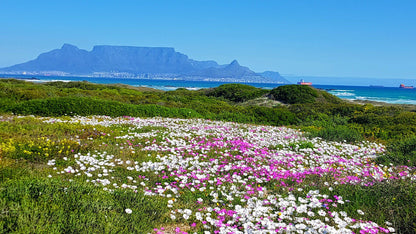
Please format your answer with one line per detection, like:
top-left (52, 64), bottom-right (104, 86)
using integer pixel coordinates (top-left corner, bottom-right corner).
top-left (258, 71), bottom-right (291, 83)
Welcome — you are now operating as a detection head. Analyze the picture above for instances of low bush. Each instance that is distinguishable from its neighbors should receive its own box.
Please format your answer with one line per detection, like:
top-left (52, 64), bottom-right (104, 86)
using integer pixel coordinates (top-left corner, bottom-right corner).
top-left (44, 81), bottom-right (119, 91)
top-left (269, 85), bottom-right (343, 105)
top-left (307, 125), bottom-right (363, 143)
top-left (269, 85), bottom-right (319, 104)
top-left (7, 97), bottom-right (203, 119)
top-left (245, 106), bottom-right (299, 126)
top-left (206, 83), bottom-right (268, 102)
top-left (377, 136), bottom-right (416, 167)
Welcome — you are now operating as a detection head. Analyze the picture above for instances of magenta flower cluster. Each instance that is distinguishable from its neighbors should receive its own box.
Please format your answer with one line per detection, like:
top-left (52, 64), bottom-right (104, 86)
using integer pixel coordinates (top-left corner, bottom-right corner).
top-left (45, 116), bottom-right (415, 233)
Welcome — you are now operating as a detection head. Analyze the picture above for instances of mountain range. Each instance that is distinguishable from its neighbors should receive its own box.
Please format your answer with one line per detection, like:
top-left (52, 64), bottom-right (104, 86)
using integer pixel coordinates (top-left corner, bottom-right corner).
top-left (0, 44), bottom-right (290, 84)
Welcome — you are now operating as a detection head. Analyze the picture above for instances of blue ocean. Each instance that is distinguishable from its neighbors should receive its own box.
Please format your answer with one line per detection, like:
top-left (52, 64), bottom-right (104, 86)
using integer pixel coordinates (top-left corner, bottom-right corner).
top-left (4, 75), bottom-right (416, 105)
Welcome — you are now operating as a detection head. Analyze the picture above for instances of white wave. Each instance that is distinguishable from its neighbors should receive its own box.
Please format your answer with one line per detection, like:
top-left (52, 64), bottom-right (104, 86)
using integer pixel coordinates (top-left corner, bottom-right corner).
top-left (47, 79), bottom-right (72, 82)
top-left (355, 96), bottom-right (416, 104)
top-left (330, 91), bottom-right (355, 96)
top-left (389, 99), bottom-right (416, 104)
top-left (24, 79), bottom-right (72, 83)
top-left (185, 87), bottom-right (202, 91)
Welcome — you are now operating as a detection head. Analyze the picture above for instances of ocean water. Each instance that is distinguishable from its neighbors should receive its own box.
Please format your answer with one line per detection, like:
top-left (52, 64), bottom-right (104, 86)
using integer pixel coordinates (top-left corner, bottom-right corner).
top-left (3, 75), bottom-right (416, 105)
top-left (319, 86), bottom-right (416, 105)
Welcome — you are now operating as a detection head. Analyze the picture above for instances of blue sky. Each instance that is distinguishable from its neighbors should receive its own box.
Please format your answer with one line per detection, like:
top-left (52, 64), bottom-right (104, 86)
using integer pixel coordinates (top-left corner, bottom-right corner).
top-left (1, 0), bottom-right (415, 79)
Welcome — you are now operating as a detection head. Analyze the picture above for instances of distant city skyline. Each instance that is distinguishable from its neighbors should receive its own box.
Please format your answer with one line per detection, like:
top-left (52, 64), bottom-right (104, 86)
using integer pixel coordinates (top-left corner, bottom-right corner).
top-left (1, 0), bottom-right (415, 79)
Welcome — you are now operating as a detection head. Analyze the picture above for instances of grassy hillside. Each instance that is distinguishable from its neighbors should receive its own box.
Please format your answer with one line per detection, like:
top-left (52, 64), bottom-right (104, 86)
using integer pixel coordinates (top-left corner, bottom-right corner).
top-left (2, 79), bottom-right (416, 147)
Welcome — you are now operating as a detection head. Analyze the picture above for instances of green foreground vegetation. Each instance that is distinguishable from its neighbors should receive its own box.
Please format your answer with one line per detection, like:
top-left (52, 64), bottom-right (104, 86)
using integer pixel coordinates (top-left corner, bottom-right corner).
top-left (1, 79), bottom-right (415, 233)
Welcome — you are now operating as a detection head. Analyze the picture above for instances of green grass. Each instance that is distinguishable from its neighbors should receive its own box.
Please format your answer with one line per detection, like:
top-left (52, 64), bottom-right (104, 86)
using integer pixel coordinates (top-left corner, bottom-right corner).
top-left (377, 136), bottom-right (416, 167)
top-left (329, 182), bottom-right (416, 233)
top-left (0, 177), bottom-right (168, 233)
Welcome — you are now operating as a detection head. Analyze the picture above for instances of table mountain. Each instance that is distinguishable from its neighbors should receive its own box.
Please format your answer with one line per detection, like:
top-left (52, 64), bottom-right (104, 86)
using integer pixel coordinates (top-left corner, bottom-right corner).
top-left (1, 44), bottom-right (290, 83)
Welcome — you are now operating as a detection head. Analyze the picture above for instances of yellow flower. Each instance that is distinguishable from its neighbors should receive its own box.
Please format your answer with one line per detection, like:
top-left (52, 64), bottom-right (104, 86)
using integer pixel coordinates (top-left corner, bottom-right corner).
top-left (1, 140), bottom-right (16, 153)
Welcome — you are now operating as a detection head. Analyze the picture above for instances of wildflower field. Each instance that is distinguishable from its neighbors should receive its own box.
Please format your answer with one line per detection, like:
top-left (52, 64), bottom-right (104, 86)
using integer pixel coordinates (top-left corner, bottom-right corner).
top-left (1, 115), bottom-right (415, 233)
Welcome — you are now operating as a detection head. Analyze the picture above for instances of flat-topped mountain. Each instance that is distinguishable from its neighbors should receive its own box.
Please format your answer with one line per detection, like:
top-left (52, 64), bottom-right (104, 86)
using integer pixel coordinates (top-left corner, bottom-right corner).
top-left (0, 44), bottom-right (290, 83)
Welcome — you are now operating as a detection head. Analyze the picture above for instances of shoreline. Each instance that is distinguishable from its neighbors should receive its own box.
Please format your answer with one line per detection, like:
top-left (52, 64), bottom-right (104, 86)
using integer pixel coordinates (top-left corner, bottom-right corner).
top-left (2, 76), bottom-right (416, 107)
top-left (345, 99), bottom-right (416, 111)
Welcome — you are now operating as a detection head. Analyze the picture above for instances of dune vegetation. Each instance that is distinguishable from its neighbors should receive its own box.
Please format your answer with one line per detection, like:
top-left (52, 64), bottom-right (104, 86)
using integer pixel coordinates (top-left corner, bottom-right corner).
top-left (0, 79), bottom-right (415, 233)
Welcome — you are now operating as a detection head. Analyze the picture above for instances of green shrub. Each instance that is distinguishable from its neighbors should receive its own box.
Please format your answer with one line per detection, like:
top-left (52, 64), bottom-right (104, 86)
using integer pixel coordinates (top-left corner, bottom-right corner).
top-left (269, 85), bottom-right (319, 104)
top-left (308, 125), bottom-right (363, 143)
top-left (7, 97), bottom-right (203, 119)
top-left (0, 78), bottom-right (27, 84)
top-left (44, 81), bottom-right (118, 91)
top-left (269, 85), bottom-right (343, 105)
top-left (214, 111), bottom-right (256, 123)
top-left (289, 141), bottom-right (314, 149)
top-left (377, 136), bottom-right (416, 167)
top-left (329, 103), bottom-right (365, 116)
top-left (212, 106), bottom-right (298, 126)
top-left (246, 106), bottom-right (298, 126)
top-left (206, 83), bottom-right (268, 102)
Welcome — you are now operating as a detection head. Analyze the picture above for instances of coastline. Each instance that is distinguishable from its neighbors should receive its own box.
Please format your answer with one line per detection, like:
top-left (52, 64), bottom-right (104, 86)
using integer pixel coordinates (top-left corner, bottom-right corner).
top-left (2, 76), bottom-right (416, 107)
top-left (345, 99), bottom-right (416, 111)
